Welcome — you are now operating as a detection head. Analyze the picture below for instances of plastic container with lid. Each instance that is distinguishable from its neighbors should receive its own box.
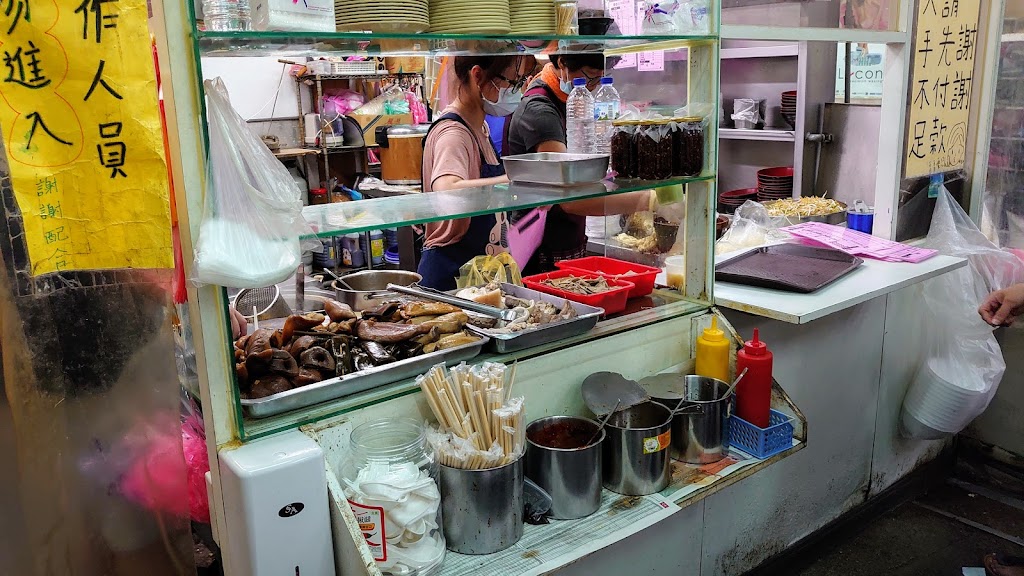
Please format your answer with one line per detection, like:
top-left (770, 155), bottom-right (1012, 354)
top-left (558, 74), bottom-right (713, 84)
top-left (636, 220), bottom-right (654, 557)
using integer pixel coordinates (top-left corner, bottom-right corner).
top-left (309, 187), bottom-right (329, 205)
top-left (522, 269), bottom-right (634, 315)
top-left (610, 120), bottom-right (639, 178)
top-left (735, 328), bottom-right (773, 428)
top-left (554, 0), bottom-right (579, 34)
top-left (695, 317), bottom-right (730, 383)
top-left (636, 120), bottom-right (673, 180)
top-left (672, 116), bottom-right (705, 177)
top-left (555, 256), bottom-right (660, 298)
top-left (341, 418), bottom-right (446, 576)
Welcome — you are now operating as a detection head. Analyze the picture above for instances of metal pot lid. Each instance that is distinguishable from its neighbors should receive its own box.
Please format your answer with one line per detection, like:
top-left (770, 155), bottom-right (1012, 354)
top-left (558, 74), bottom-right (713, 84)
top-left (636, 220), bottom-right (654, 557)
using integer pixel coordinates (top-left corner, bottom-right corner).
top-left (638, 373), bottom-right (685, 401)
top-left (581, 372), bottom-right (650, 416)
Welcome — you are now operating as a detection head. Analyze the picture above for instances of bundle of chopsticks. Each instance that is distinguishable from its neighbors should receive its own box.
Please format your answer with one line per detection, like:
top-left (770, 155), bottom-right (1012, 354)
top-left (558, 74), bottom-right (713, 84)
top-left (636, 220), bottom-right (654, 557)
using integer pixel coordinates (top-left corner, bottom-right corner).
top-left (418, 361), bottom-right (524, 470)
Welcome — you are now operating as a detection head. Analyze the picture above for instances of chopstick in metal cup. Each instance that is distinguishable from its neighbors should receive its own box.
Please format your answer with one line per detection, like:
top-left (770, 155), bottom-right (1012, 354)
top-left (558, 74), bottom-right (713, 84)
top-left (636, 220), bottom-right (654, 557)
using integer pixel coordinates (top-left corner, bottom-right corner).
top-left (586, 399), bottom-right (620, 446)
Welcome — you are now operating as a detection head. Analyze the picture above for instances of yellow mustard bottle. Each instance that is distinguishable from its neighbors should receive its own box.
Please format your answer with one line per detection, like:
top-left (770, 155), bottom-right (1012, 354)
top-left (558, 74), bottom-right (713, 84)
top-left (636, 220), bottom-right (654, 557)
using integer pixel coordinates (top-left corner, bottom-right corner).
top-left (695, 317), bottom-right (730, 382)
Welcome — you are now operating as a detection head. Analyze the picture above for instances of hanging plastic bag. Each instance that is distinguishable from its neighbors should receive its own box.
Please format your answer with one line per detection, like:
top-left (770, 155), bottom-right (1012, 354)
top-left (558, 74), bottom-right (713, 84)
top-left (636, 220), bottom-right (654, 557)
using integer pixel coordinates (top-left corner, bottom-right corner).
top-left (193, 78), bottom-right (319, 288)
top-left (900, 186), bottom-right (1024, 438)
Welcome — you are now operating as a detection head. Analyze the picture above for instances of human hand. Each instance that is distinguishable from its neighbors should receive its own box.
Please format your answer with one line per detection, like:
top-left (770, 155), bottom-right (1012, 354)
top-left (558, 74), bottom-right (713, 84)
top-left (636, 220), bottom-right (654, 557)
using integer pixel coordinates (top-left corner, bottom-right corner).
top-left (978, 284), bottom-right (1024, 327)
top-left (230, 307), bottom-right (248, 340)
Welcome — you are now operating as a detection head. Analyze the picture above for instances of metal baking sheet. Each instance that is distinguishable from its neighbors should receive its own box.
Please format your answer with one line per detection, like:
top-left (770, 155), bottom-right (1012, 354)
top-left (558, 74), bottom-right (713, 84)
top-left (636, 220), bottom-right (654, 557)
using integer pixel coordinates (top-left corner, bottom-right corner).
top-left (241, 336), bottom-right (489, 418)
top-left (465, 283), bottom-right (602, 353)
top-left (715, 244), bottom-right (863, 293)
top-left (502, 152), bottom-right (610, 186)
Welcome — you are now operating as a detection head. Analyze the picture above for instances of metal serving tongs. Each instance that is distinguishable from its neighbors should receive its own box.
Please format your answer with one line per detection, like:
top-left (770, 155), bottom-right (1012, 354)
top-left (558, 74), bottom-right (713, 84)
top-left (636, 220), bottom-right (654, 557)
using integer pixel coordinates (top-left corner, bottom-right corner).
top-left (385, 283), bottom-right (529, 326)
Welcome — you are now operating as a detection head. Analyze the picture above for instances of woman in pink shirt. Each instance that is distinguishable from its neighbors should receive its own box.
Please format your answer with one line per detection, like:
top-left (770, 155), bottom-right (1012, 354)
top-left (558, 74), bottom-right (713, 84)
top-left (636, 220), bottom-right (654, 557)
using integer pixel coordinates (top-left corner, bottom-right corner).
top-left (418, 55), bottom-right (530, 290)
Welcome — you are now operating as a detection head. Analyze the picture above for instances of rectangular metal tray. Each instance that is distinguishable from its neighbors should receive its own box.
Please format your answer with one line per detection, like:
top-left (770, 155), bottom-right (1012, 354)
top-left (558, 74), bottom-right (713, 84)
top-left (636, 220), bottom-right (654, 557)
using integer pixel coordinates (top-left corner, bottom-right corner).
top-left (715, 244), bottom-right (863, 293)
top-left (241, 336), bottom-right (489, 419)
top-left (502, 152), bottom-right (610, 186)
top-left (465, 283), bottom-right (603, 353)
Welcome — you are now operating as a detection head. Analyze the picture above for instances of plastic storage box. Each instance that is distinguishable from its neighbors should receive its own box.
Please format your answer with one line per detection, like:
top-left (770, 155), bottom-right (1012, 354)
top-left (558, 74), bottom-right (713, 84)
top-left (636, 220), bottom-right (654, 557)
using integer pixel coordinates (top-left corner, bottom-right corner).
top-left (555, 256), bottom-right (660, 298)
top-left (522, 269), bottom-right (634, 315)
top-left (729, 409), bottom-right (794, 459)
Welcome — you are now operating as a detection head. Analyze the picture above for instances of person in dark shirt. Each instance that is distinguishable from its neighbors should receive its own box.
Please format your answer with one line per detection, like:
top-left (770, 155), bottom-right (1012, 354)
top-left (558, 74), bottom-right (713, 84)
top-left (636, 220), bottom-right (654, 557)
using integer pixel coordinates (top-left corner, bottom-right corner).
top-left (505, 54), bottom-right (651, 274)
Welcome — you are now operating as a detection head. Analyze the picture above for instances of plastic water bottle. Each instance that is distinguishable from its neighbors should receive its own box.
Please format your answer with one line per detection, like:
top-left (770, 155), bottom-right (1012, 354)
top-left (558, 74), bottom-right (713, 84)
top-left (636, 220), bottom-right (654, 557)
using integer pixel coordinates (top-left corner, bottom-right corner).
top-left (593, 77), bottom-right (620, 156)
top-left (566, 77), bottom-right (596, 154)
top-left (202, 0), bottom-right (253, 31)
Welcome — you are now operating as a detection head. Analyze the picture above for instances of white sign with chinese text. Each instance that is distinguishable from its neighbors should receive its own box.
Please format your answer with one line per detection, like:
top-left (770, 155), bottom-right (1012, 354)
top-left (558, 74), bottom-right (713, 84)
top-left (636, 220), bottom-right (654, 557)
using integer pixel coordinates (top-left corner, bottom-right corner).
top-left (903, 0), bottom-right (981, 178)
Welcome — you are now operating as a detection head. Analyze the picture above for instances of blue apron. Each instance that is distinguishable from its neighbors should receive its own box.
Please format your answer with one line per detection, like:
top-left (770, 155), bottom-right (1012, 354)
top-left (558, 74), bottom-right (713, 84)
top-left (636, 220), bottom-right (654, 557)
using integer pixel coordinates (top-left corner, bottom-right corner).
top-left (418, 112), bottom-right (507, 290)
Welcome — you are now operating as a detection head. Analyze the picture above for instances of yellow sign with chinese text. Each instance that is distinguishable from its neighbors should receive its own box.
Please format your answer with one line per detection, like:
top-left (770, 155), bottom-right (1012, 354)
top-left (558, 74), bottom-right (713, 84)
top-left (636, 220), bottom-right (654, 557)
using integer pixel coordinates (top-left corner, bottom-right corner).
top-left (0, 0), bottom-right (172, 275)
top-left (904, 0), bottom-right (981, 178)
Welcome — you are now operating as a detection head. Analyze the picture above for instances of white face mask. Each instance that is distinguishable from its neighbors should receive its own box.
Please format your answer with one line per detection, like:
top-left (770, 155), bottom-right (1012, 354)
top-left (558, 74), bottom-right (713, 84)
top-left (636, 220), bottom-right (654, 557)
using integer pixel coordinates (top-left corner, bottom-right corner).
top-left (482, 81), bottom-right (522, 117)
top-left (559, 73), bottom-right (573, 94)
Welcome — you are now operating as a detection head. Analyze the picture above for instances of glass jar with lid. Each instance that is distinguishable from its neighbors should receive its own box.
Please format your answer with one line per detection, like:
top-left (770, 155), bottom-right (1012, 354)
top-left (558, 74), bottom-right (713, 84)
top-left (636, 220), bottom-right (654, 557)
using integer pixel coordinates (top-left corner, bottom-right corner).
top-left (637, 120), bottom-right (673, 180)
top-left (341, 418), bottom-right (445, 576)
top-left (672, 116), bottom-right (705, 177)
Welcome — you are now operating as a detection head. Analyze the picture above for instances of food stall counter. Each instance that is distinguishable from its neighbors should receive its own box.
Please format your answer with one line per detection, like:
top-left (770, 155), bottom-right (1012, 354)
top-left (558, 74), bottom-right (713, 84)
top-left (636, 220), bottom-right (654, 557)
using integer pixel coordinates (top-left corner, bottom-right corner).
top-left (713, 254), bottom-right (966, 324)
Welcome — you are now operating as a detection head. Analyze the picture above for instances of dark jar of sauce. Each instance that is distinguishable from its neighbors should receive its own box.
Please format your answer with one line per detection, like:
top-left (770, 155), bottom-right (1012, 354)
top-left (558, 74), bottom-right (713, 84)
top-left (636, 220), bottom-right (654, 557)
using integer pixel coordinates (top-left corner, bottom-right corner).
top-left (672, 116), bottom-right (705, 177)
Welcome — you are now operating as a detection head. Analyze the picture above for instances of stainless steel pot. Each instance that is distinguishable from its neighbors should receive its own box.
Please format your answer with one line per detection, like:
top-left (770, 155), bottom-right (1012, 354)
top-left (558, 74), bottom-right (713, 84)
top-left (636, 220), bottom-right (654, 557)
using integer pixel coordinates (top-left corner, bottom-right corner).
top-left (643, 374), bottom-right (732, 464)
top-left (330, 270), bottom-right (422, 311)
top-left (602, 401), bottom-right (672, 496)
top-left (526, 416), bottom-right (604, 520)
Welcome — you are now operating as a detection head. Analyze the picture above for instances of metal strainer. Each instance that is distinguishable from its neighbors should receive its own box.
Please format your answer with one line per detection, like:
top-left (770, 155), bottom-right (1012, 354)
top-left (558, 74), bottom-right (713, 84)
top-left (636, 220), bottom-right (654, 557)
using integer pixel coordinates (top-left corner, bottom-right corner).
top-left (233, 285), bottom-right (281, 329)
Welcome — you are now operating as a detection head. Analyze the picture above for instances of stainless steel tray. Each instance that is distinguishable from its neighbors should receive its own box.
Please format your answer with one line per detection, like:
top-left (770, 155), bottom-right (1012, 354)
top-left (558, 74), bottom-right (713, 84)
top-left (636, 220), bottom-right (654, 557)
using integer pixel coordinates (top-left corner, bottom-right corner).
top-left (466, 283), bottom-right (602, 353)
top-left (241, 336), bottom-right (489, 418)
top-left (502, 152), bottom-right (610, 186)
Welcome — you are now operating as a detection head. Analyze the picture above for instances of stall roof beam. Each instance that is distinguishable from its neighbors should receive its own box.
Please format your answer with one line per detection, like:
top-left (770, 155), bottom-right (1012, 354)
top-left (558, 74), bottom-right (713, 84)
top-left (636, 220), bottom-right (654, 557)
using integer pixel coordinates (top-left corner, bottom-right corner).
top-left (722, 25), bottom-right (910, 44)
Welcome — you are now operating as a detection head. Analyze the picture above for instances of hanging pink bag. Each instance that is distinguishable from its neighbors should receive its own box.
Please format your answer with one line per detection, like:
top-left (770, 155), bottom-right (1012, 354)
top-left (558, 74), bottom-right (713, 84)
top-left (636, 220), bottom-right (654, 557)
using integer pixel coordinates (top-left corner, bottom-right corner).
top-left (508, 208), bottom-right (548, 270)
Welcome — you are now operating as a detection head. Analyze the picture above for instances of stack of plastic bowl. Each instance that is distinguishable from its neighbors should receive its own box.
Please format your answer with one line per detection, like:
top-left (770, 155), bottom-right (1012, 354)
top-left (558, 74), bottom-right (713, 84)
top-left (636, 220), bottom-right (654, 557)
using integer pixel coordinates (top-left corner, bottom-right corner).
top-left (900, 355), bottom-right (994, 439)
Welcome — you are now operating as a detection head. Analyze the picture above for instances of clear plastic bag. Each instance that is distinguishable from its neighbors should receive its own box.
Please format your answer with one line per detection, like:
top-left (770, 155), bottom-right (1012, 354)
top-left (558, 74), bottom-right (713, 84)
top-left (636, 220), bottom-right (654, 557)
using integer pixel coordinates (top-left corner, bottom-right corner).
top-left (715, 200), bottom-right (791, 255)
top-left (193, 78), bottom-right (319, 288)
top-left (731, 98), bottom-right (763, 126)
top-left (900, 186), bottom-right (1024, 438)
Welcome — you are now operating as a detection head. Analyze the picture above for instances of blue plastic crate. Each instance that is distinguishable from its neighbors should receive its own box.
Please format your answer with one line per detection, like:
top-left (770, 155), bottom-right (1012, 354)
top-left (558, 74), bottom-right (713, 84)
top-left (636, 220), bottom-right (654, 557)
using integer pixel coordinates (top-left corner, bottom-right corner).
top-left (729, 409), bottom-right (794, 459)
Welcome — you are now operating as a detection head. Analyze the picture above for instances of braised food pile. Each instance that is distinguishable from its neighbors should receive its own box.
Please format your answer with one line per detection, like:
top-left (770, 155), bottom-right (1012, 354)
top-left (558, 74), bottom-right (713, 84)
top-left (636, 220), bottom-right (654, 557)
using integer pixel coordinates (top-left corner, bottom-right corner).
top-left (234, 299), bottom-right (479, 399)
top-left (456, 282), bottom-right (578, 333)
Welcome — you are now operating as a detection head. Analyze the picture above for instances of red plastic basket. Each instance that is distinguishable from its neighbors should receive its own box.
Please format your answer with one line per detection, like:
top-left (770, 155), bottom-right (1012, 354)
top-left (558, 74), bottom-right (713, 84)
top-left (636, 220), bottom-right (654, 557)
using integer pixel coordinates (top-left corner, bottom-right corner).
top-left (555, 256), bottom-right (660, 298)
top-left (522, 269), bottom-right (634, 315)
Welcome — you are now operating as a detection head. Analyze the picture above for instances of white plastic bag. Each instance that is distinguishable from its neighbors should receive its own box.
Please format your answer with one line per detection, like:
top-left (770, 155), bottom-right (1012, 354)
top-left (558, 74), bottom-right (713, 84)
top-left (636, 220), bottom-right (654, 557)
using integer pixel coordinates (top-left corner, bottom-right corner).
top-left (900, 187), bottom-right (1024, 438)
top-left (715, 200), bottom-right (791, 255)
top-left (193, 78), bottom-right (319, 288)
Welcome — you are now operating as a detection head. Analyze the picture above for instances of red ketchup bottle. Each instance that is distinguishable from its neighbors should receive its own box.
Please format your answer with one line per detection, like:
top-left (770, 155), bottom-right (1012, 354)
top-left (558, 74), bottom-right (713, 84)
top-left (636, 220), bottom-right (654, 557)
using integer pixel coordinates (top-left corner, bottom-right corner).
top-left (736, 328), bottom-right (773, 428)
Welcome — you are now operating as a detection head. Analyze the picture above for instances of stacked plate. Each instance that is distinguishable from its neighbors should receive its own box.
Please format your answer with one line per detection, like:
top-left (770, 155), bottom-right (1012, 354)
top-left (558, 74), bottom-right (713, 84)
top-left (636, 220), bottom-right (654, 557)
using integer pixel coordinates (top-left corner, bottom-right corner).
top-left (510, 0), bottom-right (555, 34)
top-left (756, 166), bottom-right (794, 202)
top-left (336, 0), bottom-right (428, 32)
top-left (781, 90), bottom-right (797, 129)
top-left (429, 0), bottom-right (510, 33)
top-left (718, 188), bottom-right (758, 214)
